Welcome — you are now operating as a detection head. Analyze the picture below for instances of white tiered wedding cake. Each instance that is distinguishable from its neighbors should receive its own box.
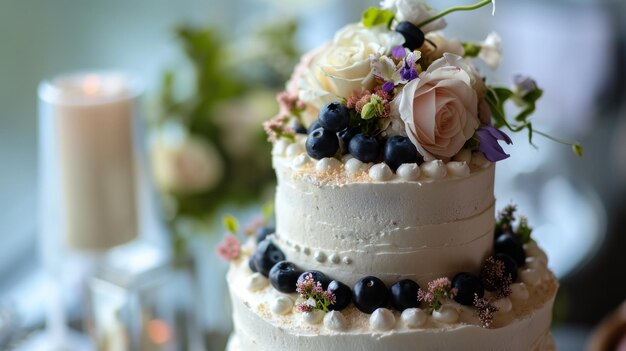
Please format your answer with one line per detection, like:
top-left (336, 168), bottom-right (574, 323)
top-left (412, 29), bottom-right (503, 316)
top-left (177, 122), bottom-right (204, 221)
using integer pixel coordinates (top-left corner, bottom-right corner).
top-left (220, 1), bottom-right (574, 349)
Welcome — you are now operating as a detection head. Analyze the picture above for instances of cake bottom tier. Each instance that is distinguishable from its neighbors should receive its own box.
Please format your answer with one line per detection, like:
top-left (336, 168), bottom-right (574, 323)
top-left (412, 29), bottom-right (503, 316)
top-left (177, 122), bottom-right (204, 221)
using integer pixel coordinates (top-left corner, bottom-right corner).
top-left (225, 241), bottom-right (558, 351)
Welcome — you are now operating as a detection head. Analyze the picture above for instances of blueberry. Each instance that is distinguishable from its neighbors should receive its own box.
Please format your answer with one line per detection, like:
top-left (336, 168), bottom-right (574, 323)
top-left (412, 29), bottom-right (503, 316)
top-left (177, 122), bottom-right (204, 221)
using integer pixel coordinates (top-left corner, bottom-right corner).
top-left (297, 270), bottom-right (331, 290)
top-left (395, 22), bottom-right (425, 51)
top-left (494, 233), bottom-right (526, 267)
top-left (337, 128), bottom-right (358, 154)
top-left (390, 279), bottom-right (421, 311)
top-left (383, 136), bottom-right (419, 171)
top-left (248, 256), bottom-right (258, 273)
top-left (493, 253), bottom-right (519, 282)
top-left (319, 102), bottom-right (350, 132)
top-left (348, 134), bottom-right (380, 163)
top-left (352, 276), bottom-right (389, 314)
top-left (295, 124), bottom-right (308, 134)
top-left (308, 120), bottom-right (322, 134)
top-left (494, 225), bottom-right (513, 241)
top-left (452, 272), bottom-right (484, 306)
top-left (252, 240), bottom-right (285, 277)
top-left (306, 128), bottom-right (339, 160)
top-left (328, 280), bottom-right (352, 311)
top-left (256, 226), bottom-right (275, 244)
top-left (269, 261), bottom-right (302, 293)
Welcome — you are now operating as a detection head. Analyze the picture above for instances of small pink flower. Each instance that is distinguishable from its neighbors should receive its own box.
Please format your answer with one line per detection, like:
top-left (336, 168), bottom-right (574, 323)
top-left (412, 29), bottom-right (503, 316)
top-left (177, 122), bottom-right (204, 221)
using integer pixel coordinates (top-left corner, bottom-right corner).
top-left (216, 234), bottom-right (241, 261)
top-left (295, 273), bottom-right (336, 313)
top-left (429, 277), bottom-right (450, 290)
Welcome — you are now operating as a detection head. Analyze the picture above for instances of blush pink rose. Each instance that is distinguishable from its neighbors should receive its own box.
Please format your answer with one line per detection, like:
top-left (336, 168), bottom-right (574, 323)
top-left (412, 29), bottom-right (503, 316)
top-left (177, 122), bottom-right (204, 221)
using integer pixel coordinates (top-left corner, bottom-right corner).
top-left (395, 54), bottom-right (480, 160)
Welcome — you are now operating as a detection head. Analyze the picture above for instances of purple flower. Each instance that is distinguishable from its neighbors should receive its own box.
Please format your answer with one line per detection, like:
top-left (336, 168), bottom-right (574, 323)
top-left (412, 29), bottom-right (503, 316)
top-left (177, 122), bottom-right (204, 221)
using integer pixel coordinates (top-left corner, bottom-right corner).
top-left (392, 46), bottom-right (406, 60)
top-left (512, 75), bottom-right (536, 97)
top-left (477, 126), bottom-right (512, 162)
top-left (382, 81), bottom-right (395, 93)
top-left (400, 60), bottom-right (418, 82)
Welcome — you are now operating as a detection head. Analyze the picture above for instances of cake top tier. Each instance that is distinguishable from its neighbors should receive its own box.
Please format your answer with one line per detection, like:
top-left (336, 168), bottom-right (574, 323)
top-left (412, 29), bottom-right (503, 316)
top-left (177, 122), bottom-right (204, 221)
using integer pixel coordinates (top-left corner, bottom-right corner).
top-left (264, 0), bottom-right (581, 172)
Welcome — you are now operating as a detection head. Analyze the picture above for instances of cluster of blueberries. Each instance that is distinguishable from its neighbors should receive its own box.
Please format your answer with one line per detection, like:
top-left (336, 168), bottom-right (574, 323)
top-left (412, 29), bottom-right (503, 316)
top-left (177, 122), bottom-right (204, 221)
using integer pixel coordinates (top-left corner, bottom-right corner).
top-left (248, 225), bottom-right (527, 314)
top-left (304, 102), bottom-right (421, 171)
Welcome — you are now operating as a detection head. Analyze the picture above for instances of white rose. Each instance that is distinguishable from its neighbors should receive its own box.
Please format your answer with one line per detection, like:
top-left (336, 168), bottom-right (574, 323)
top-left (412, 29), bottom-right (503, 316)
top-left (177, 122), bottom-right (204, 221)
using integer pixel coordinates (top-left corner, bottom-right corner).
top-left (381, 0), bottom-right (447, 33)
top-left (151, 134), bottom-right (223, 194)
top-left (394, 53), bottom-right (480, 160)
top-left (479, 32), bottom-right (502, 69)
top-left (296, 24), bottom-right (404, 123)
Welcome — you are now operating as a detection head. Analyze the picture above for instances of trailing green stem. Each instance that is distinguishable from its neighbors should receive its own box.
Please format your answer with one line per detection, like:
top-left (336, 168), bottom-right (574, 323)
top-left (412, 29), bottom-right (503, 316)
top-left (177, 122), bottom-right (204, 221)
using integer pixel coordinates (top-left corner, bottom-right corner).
top-left (417, 0), bottom-right (493, 28)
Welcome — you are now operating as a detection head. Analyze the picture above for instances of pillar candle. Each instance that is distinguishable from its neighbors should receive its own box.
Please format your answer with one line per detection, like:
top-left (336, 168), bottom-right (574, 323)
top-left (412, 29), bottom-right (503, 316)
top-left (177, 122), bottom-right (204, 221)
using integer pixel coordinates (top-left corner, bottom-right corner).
top-left (39, 72), bottom-right (141, 250)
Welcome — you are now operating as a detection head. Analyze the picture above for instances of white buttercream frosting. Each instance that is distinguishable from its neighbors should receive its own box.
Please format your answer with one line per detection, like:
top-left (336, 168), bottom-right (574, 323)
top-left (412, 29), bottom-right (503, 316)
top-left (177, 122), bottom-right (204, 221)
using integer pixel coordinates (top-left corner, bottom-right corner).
top-left (303, 310), bottom-right (325, 325)
top-left (396, 163), bottom-right (420, 180)
top-left (511, 283), bottom-right (530, 300)
top-left (292, 154), bottom-right (312, 169)
top-left (273, 157), bottom-right (496, 286)
top-left (432, 305), bottom-right (459, 323)
top-left (345, 158), bottom-right (370, 175)
top-left (369, 163), bottom-right (394, 181)
top-left (370, 308), bottom-right (396, 331)
top-left (316, 157), bottom-right (342, 172)
top-left (447, 161), bottom-right (470, 177)
top-left (226, 252), bottom-right (558, 351)
top-left (226, 137), bottom-right (558, 350)
top-left (401, 308), bottom-right (427, 328)
top-left (420, 160), bottom-right (447, 179)
top-left (272, 138), bottom-right (291, 156)
top-left (271, 296), bottom-right (294, 315)
top-left (494, 297), bottom-right (513, 313)
top-left (324, 311), bottom-right (348, 331)
top-left (286, 143), bottom-right (304, 158)
top-left (247, 273), bottom-right (268, 292)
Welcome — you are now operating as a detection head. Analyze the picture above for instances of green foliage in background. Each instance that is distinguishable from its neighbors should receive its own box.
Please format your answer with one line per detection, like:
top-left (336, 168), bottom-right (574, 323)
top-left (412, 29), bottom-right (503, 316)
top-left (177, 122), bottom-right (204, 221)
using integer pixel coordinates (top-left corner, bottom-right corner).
top-left (151, 21), bottom-right (300, 262)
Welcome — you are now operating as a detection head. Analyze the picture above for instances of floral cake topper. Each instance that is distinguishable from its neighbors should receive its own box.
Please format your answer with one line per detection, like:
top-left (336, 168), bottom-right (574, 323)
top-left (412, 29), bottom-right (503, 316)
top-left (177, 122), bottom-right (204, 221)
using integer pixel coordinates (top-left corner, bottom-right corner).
top-left (265, 0), bottom-right (582, 167)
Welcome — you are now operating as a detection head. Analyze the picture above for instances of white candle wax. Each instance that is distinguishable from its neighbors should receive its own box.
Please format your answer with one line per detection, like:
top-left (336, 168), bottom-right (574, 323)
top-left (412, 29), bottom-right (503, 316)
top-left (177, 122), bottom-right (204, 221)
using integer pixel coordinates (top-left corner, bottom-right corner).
top-left (39, 72), bottom-right (141, 250)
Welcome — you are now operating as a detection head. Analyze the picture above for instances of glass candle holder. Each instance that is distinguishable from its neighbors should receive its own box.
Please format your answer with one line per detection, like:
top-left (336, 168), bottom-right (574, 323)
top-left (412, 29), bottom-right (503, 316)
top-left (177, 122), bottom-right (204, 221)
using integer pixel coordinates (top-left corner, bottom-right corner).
top-left (38, 71), bottom-right (144, 349)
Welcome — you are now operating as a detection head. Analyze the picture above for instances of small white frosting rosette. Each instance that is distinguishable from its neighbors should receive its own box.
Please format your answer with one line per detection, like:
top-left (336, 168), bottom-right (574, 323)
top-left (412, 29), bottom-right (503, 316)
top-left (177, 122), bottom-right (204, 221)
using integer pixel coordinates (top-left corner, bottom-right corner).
top-left (370, 308), bottom-right (396, 331)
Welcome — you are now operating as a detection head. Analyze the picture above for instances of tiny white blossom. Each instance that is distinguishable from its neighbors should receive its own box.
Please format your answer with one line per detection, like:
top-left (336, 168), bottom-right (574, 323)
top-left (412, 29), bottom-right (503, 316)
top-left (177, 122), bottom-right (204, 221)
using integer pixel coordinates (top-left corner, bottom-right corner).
top-left (478, 32), bottom-right (502, 69)
top-left (306, 297), bottom-right (317, 308)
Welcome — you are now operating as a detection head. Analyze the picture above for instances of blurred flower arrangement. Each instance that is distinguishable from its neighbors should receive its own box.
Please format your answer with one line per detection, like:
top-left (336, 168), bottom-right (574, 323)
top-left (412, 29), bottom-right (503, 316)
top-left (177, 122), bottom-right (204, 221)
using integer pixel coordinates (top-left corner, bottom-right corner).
top-left (149, 21), bottom-right (300, 264)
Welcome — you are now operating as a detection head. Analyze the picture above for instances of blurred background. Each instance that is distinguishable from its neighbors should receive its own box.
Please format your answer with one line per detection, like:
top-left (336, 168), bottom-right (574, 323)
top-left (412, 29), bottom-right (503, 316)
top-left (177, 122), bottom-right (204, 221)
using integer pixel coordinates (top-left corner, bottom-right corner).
top-left (1, 0), bottom-right (625, 350)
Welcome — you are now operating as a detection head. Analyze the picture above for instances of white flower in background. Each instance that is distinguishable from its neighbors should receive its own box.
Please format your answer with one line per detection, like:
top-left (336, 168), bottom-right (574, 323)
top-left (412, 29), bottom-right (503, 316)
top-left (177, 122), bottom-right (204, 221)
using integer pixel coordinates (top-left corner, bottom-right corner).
top-left (423, 32), bottom-right (465, 60)
top-left (296, 24), bottom-right (404, 122)
top-left (213, 91), bottom-right (277, 157)
top-left (151, 132), bottom-right (223, 194)
top-left (394, 53), bottom-right (480, 160)
top-left (380, 0), bottom-right (447, 33)
top-left (478, 32), bottom-right (502, 69)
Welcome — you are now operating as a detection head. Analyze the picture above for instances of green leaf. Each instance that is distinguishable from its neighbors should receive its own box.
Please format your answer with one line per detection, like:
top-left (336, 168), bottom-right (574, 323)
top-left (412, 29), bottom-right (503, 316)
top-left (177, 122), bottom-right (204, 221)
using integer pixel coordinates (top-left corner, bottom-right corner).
top-left (514, 87), bottom-right (543, 123)
top-left (516, 216), bottom-right (533, 244)
top-left (223, 215), bottom-right (239, 234)
top-left (462, 42), bottom-right (481, 57)
top-left (572, 144), bottom-right (584, 157)
top-left (362, 7), bottom-right (395, 28)
top-left (262, 201), bottom-right (274, 221)
top-left (526, 122), bottom-right (536, 147)
top-left (485, 87), bottom-right (513, 129)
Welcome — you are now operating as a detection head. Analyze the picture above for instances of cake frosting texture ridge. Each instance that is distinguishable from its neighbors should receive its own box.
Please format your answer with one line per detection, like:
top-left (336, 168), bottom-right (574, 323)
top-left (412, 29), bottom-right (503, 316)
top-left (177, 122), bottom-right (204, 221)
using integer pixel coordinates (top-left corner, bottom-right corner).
top-left (218, 0), bottom-right (567, 349)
